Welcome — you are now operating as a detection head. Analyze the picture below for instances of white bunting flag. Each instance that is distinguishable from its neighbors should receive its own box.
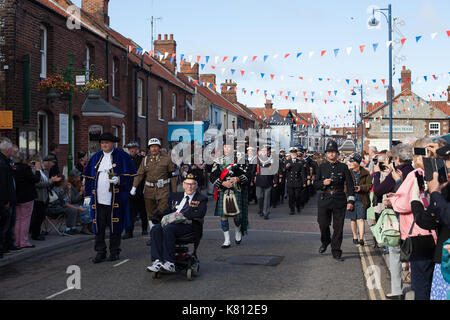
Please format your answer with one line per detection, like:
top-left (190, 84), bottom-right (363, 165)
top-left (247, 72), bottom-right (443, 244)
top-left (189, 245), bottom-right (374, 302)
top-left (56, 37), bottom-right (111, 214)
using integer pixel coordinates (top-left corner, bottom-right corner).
top-left (309, 51), bottom-right (315, 58)
top-left (346, 47), bottom-right (352, 55)
top-left (243, 56), bottom-right (248, 63)
top-left (431, 32), bottom-right (437, 40)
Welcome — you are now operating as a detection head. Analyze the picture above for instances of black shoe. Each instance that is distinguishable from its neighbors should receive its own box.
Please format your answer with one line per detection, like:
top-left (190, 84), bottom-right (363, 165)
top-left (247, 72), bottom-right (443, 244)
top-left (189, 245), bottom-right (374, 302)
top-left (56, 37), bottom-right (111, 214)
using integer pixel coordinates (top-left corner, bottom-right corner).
top-left (92, 253), bottom-right (107, 264)
top-left (108, 253), bottom-right (120, 262)
top-left (221, 244), bottom-right (231, 249)
top-left (296, 207), bottom-right (301, 214)
top-left (319, 244), bottom-right (329, 254)
top-left (31, 235), bottom-right (45, 241)
top-left (290, 211), bottom-right (295, 215)
top-left (385, 293), bottom-right (405, 300)
top-left (7, 245), bottom-right (22, 251)
top-left (359, 240), bottom-right (365, 246)
top-left (333, 255), bottom-right (344, 262)
top-left (264, 216), bottom-right (269, 220)
top-left (141, 230), bottom-right (148, 236)
top-left (353, 238), bottom-right (359, 245)
top-left (122, 233), bottom-right (133, 240)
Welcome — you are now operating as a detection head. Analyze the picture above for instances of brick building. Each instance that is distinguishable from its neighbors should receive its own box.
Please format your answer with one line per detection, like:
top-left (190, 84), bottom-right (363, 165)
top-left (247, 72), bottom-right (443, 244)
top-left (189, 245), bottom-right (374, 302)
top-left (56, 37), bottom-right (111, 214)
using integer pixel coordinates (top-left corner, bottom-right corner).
top-left (364, 66), bottom-right (450, 151)
top-left (0, 0), bottom-right (194, 174)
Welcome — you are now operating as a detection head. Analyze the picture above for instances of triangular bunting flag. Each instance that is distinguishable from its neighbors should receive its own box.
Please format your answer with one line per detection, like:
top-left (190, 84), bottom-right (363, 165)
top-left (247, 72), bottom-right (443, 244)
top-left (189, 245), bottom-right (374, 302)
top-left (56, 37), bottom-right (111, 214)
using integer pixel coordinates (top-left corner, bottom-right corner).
top-left (372, 43), bottom-right (379, 52)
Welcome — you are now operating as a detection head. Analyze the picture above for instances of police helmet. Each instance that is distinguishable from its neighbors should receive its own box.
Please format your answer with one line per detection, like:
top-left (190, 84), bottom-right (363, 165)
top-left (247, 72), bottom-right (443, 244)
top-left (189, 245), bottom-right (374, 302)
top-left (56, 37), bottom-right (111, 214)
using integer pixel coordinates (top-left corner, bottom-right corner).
top-left (325, 139), bottom-right (339, 153)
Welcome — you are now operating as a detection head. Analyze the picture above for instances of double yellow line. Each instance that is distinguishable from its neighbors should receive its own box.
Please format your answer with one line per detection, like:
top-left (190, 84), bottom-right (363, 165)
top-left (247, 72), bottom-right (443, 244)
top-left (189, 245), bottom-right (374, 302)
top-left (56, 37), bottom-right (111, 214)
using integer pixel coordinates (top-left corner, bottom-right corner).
top-left (358, 237), bottom-right (387, 300)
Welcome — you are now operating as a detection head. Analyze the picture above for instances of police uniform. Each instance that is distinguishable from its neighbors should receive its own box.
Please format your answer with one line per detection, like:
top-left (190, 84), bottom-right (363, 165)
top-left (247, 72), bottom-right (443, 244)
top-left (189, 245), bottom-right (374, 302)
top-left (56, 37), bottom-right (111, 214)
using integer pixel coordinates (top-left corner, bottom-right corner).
top-left (314, 140), bottom-right (355, 260)
top-left (131, 138), bottom-right (176, 220)
top-left (286, 147), bottom-right (307, 215)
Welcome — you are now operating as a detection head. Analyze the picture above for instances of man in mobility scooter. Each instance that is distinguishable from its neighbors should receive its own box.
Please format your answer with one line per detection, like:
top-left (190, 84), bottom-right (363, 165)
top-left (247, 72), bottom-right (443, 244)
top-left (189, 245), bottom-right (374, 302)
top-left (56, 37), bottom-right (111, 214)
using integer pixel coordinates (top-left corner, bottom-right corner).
top-left (147, 172), bottom-right (207, 279)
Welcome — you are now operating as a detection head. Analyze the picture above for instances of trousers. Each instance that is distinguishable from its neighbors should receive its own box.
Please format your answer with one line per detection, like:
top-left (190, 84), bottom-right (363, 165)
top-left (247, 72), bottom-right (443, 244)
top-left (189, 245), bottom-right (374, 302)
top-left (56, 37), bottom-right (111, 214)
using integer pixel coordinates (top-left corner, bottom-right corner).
top-left (30, 200), bottom-right (46, 238)
top-left (14, 201), bottom-right (34, 247)
top-left (125, 196), bottom-right (148, 235)
top-left (287, 187), bottom-right (302, 212)
top-left (317, 195), bottom-right (347, 256)
top-left (94, 204), bottom-right (121, 255)
top-left (256, 186), bottom-right (272, 217)
top-left (150, 223), bottom-right (194, 263)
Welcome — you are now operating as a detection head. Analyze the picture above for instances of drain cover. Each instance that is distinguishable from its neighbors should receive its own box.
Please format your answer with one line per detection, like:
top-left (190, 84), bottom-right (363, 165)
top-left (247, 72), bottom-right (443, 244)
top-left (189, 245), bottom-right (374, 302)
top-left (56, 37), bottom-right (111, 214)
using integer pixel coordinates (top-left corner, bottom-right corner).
top-left (225, 255), bottom-right (284, 266)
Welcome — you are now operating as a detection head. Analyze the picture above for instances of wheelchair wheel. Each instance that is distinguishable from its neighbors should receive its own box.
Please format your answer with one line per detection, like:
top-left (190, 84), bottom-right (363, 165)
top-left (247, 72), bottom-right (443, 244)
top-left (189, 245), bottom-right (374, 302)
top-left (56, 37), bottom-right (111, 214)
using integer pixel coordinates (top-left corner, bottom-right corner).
top-left (186, 268), bottom-right (193, 281)
top-left (192, 262), bottom-right (200, 277)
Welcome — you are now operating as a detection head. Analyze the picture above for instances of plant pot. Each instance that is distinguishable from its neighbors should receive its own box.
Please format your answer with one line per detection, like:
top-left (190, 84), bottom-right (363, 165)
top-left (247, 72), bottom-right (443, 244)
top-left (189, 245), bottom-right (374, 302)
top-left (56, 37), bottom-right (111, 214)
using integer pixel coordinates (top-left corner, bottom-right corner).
top-left (46, 88), bottom-right (60, 100)
top-left (87, 89), bottom-right (101, 99)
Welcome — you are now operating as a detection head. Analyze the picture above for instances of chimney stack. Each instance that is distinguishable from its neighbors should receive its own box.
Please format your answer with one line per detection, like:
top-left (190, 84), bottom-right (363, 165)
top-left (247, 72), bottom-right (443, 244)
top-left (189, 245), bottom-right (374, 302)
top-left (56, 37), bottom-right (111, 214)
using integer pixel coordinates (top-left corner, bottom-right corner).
top-left (82, 0), bottom-right (110, 25)
top-left (447, 85), bottom-right (450, 103)
top-left (153, 34), bottom-right (177, 74)
top-left (386, 86), bottom-right (395, 104)
top-left (180, 63), bottom-right (199, 81)
top-left (264, 100), bottom-right (273, 109)
top-left (199, 74), bottom-right (216, 91)
top-left (221, 80), bottom-right (237, 103)
top-left (401, 66), bottom-right (412, 95)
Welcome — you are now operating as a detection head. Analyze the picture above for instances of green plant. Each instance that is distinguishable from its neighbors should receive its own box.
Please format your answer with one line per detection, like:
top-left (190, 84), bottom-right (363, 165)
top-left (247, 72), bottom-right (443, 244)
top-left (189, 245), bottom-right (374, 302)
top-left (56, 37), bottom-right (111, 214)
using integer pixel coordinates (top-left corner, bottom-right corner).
top-left (81, 77), bottom-right (109, 93)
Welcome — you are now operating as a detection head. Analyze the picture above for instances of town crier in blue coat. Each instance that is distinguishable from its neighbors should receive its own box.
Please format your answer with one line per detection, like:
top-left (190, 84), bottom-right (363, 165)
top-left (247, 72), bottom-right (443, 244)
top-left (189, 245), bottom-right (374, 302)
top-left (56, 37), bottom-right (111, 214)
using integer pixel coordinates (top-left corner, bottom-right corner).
top-left (82, 133), bottom-right (137, 263)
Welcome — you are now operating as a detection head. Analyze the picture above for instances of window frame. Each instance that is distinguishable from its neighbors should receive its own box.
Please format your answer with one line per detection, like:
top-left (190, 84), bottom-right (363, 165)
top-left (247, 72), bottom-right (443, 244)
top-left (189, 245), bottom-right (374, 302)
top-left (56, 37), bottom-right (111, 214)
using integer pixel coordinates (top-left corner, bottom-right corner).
top-left (172, 93), bottom-right (177, 120)
top-left (137, 78), bottom-right (144, 117)
top-left (158, 87), bottom-right (164, 121)
top-left (429, 122), bottom-right (440, 137)
top-left (40, 25), bottom-right (47, 79)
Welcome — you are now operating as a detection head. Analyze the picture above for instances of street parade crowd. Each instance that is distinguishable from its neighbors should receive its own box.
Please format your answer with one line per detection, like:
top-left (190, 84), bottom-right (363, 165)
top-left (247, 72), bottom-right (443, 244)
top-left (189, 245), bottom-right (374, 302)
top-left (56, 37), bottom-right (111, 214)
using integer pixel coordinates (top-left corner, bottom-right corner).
top-left (1, 132), bottom-right (450, 300)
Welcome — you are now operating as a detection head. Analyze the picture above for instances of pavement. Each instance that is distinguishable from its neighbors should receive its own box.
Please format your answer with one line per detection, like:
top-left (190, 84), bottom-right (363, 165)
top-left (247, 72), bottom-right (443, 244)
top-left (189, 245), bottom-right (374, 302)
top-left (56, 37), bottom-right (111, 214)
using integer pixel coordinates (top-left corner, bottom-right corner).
top-left (0, 192), bottom-right (412, 300)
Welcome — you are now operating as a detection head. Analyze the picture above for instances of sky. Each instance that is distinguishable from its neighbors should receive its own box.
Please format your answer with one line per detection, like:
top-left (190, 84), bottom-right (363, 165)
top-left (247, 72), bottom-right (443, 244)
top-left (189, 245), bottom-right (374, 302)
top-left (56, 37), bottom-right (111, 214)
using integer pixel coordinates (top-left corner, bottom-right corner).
top-left (72, 0), bottom-right (450, 126)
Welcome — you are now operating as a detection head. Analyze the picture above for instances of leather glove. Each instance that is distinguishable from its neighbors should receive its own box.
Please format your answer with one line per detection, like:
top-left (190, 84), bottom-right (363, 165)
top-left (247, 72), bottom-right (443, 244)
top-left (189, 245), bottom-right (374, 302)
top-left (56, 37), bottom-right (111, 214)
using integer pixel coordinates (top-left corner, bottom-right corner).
top-left (83, 197), bottom-right (91, 207)
top-left (130, 186), bottom-right (137, 196)
top-left (109, 176), bottom-right (119, 185)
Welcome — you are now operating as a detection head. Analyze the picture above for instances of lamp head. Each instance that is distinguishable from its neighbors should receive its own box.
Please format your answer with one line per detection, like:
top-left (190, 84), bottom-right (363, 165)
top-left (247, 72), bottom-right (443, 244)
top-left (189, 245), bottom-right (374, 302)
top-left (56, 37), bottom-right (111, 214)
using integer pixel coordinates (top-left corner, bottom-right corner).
top-left (368, 16), bottom-right (380, 27)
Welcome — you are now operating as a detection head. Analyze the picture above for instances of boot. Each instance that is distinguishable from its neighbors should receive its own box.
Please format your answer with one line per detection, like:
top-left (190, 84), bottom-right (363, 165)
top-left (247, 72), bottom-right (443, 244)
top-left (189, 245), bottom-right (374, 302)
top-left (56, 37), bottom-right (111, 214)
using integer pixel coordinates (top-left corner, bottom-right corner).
top-left (235, 226), bottom-right (242, 244)
top-left (221, 231), bottom-right (231, 248)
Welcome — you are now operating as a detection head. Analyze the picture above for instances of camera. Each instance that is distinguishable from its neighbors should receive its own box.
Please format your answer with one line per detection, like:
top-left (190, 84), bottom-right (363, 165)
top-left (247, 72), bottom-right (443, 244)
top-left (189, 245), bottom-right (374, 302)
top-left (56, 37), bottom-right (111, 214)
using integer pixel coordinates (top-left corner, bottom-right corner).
top-left (373, 157), bottom-right (378, 165)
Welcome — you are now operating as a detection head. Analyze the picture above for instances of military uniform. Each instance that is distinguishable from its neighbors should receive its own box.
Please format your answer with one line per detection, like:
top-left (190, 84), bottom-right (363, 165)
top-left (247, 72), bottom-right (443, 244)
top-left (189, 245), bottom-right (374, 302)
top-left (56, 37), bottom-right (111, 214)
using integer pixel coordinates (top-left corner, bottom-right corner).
top-left (277, 151), bottom-right (287, 204)
top-left (286, 148), bottom-right (307, 215)
top-left (132, 140), bottom-right (176, 220)
top-left (314, 140), bottom-right (355, 260)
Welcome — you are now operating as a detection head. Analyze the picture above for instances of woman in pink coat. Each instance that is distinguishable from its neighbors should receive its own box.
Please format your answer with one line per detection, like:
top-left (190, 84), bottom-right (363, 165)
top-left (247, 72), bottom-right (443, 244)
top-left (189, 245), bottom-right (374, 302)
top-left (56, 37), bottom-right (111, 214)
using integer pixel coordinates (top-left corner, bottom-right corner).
top-left (391, 138), bottom-right (438, 300)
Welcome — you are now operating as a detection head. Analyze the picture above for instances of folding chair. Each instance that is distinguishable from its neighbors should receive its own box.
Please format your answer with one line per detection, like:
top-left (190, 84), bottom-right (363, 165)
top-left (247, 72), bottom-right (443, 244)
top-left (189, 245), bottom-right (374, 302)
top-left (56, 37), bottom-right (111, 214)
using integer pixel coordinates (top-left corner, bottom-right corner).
top-left (42, 213), bottom-right (68, 236)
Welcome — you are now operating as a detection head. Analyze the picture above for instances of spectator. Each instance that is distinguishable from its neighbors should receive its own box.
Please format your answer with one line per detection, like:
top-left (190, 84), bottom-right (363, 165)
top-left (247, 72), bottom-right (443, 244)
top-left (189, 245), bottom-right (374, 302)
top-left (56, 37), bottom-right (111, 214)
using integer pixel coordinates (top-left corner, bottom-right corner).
top-left (30, 155), bottom-right (61, 241)
top-left (47, 176), bottom-right (83, 235)
top-left (67, 169), bottom-right (93, 235)
top-left (421, 142), bottom-right (450, 299)
top-left (48, 143), bottom-right (60, 178)
top-left (75, 151), bottom-right (88, 174)
top-left (12, 152), bottom-right (41, 248)
top-left (346, 153), bottom-right (372, 246)
top-left (373, 143), bottom-right (414, 299)
top-left (0, 137), bottom-right (17, 258)
top-left (391, 138), bottom-right (439, 300)
top-left (367, 146), bottom-right (378, 172)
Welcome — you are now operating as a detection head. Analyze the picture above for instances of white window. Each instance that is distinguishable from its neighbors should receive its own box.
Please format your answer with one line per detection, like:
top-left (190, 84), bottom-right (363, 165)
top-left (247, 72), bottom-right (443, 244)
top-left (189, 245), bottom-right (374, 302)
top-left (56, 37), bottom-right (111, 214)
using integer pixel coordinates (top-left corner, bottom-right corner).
top-left (122, 123), bottom-right (126, 147)
top-left (40, 25), bottom-right (47, 79)
top-left (172, 93), bottom-right (177, 119)
top-left (158, 88), bottom-right (163, 120)
top-left (429, 122), bottom-right (440, 137)
top-left (112, 126), bottom-right (119, 148)
top-left (137, 78), bottom-right (144, 117)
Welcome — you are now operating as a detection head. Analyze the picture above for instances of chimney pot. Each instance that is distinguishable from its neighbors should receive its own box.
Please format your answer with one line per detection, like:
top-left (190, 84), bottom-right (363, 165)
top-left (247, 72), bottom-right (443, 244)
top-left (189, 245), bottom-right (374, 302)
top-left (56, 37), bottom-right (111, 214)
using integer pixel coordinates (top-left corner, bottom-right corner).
top-left (164, 34), bottom-right (168, 40)
top-left (158, 34), bottom-right (161, 40)
top-left (170, 34), bottom-right (173, 40)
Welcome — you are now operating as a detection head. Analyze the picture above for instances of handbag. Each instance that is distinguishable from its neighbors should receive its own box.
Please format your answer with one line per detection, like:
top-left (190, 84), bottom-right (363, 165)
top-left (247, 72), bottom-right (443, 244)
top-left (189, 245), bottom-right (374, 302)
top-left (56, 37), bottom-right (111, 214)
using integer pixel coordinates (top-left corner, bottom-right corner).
top-left (400, 219), bottom-right (436, 262)
top-left (48, 188), bottom-right (59, 205)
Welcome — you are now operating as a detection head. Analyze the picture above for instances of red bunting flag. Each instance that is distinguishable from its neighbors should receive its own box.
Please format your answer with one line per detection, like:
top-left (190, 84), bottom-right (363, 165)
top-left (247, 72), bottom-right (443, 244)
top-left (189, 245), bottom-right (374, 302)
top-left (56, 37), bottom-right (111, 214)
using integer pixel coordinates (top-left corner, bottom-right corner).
top-left (432, 75), bottom-right (437, 80)
top-left (324, 100), bottom-right (327, 104)
top-left (381, 79), bottom-right (386, 85)
top-left (401, 38), bottom-right (407, 45)
top-left (284, 53), bottom-right (290, 58)
top-left (270, 74), bottom-right (274, 80)
top-left (223, 56), bottom-right (228, 62)
top-left (356, 79), bottom-right (359, 85)
top-left (197, 56), bottom-right (201, 63)
top-left (285, 96), bottom-right (288, 100)
top-left (299, 76), bottom-right (303, 80)
top-left (240, 70), bottom-right (245, 76)
top-left (447, 30), bottom-right (450, 37)
top-left (211, 66), bottom-right (216, 69)
top-left (252, 56), bottom-right (258, 62)
top-left (328, 91), bottom-right (331, 96)
top-left (305, 98), bottom-right (308, 102)
top-left (280, 91), bottom-right (283, 96)
top-left (321, 50), bottom-right (326, 56)
top-left (359, 45), bottom-right (365, 53)
top-left (303, 91), bottom-right (306, 96)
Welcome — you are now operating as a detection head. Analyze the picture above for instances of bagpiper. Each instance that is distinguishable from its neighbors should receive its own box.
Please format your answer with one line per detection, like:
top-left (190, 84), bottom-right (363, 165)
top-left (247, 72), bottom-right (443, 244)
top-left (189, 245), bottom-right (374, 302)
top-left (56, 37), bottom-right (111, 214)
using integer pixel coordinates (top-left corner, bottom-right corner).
top-left (210, 137), bottom-right (249, 248)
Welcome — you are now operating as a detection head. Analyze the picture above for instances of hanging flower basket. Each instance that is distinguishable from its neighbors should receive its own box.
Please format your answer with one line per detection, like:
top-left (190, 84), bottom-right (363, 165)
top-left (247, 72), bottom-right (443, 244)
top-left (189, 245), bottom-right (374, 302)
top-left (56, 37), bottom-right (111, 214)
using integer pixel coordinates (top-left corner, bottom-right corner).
top-left (39, 74), bottom-right (75, 97)
top-left (81, 77), bottom-right (109, 95)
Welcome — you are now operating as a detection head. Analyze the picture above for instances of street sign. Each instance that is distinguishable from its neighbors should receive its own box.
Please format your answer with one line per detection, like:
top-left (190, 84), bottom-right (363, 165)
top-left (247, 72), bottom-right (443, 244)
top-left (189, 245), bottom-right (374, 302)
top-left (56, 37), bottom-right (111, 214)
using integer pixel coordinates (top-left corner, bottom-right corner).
top-left (0, 110), bottom-right (13, 129)
top-left (76, 75), bottom-right (86, 86)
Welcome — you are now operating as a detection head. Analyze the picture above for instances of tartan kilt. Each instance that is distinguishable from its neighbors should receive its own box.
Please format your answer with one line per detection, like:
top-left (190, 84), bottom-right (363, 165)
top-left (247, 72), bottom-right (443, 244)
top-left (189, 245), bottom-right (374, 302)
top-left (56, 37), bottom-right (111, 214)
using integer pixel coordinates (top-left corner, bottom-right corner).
top-left (214, 189), bottom-right (243, 218)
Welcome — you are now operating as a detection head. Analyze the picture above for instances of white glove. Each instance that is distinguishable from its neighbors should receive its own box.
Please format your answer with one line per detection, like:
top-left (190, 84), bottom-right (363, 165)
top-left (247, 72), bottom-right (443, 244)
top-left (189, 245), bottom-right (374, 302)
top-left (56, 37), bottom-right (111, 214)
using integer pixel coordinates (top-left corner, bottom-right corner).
top-left (130, 186), bottom-right (137, 196)
top-left (109, 176), bottom-right (119, 185)
top-left (83, 197), bottom-right (91, 207)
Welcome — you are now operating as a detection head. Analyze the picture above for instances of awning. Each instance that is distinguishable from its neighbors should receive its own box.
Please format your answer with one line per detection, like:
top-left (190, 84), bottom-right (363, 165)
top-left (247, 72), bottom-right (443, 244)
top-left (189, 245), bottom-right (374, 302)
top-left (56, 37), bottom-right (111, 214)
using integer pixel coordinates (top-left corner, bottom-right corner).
top-left (81, 93), bottom-right (126, 118)
top-left (186, 99), bottom-right (194, 111)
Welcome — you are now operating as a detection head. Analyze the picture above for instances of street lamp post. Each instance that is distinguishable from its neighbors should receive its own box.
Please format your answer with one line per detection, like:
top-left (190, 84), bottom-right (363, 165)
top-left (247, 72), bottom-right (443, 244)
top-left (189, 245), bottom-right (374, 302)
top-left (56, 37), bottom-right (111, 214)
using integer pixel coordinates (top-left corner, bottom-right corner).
top-left (352, 85), bottom-right (364, 152)
top-left (369, 4), bottom-right (393, 149)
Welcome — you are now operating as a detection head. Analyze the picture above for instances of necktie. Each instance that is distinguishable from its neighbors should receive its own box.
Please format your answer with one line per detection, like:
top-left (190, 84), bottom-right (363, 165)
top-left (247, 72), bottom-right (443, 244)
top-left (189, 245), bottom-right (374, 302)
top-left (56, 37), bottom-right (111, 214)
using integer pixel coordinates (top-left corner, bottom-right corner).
top-left (180, 196), bottom-right (190, 213)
